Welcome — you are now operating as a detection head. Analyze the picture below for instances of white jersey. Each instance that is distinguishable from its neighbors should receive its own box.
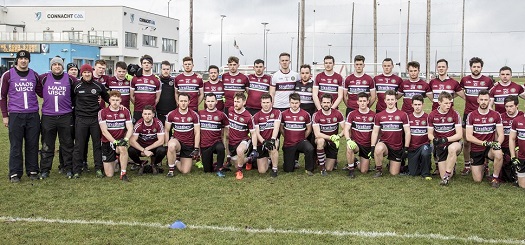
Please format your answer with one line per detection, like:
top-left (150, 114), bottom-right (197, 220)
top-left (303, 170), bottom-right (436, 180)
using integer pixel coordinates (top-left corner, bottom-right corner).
top-left (271, 69), bottom-right (299, 109)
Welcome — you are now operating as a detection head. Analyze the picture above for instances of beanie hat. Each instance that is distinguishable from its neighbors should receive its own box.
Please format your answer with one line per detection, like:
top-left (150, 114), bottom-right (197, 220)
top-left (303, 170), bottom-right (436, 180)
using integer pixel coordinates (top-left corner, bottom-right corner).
top-left (66, 63), bottom-right (78, 72)
top-left (16, 50), bottom-right (30, 62)
top-left (50, 57), bottom-right (64, 68)
top-left (80, 64), bottom-right (93, 75)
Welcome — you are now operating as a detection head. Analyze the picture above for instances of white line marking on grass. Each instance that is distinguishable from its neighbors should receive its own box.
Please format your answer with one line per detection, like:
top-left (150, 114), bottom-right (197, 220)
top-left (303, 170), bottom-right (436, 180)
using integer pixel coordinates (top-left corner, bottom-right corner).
top-left (1, 216), bottom-right (524, 244)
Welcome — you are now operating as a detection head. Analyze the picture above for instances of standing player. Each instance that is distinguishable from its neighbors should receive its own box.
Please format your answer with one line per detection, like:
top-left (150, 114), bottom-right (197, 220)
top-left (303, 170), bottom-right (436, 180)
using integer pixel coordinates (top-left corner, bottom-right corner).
top-left (98, 91), bottom-right (134, 181)
top-left (369, 90), bottom-right (410, 177)
top-left (174, 56), bottom-right (204, 112)
top-left (156, 61), bottom-right (177, 124)
top-left (490, 66), bottom-right (525, 114)
top-left (130, 55), bottom-right (161, 122)
top-left (165, 93), bottom-right (200, 176)
top-left (93, 60), bottom-right (110, 108)
top-left (270, 53), bottom-right (299, 111)
top-left (313, 55), bottom-right (344, 110)
top-left (198, 93), bottom-right (229, 177)
top-left (294, 64), bottom-right (316, 116)
top-left (106, 61), bottom-right (131, 109)
top-left (343, 55), bottom-right (376, 116)
top-left (500, 96), bottom-right (523, 182)
top-left (280, 93), bottom-right (315, 174)
top-left (222, 56), bottom-right (249, 112)
top-left (373, 58), bottom-right (403, 113)
top-left (0, 50), bottom-right (42, 182)
top-left (407, 95), bottom-right (431, 178)
top-left (398, 61), bottom-right (432, 114)
top-left (459, 57), bottom-right (494, 175)
top-left (465, 90), bottom-right (504, 187)
top-left (427, 91), bottom-right (463, 186)
top-left (204, 65), bottom-right (225, 111)
top-left (66, 63), bottom-right (79, 78)
top-left (428, 59), bottom-right (464, 111)
top-left (246, 59), bottom-right (272, 115)
top-left (312, 94), bottom-right (345, 174)
top-left (344, 92), bottom-right (375, 178)
top-left (253, 93), bottom-right (281, 177)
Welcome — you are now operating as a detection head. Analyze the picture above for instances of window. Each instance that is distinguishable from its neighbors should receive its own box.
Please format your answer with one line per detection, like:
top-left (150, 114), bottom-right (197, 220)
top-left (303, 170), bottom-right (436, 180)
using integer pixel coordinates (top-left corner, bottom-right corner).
top-left (125, 32), bottom-right (137, 48)
top-left (143, 34), bottom-right (157, 47)
top-left (63, 31), bottom-right (83, 42)
top-left (73, 59), bottom-right (82, 65)
top-left (162, 38), bottom-right (176, 53)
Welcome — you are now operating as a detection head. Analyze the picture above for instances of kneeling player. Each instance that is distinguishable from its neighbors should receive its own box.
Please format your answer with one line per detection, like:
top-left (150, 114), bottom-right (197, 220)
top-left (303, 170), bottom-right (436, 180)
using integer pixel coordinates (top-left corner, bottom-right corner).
top-left (510, 112), bottom-right (525, 188)
top-left (253, 93), bottom-right (281, 177)
top-left (98, 91), bottom-right (134, 181)
top-left (407, 95), bottom-right (432, 178)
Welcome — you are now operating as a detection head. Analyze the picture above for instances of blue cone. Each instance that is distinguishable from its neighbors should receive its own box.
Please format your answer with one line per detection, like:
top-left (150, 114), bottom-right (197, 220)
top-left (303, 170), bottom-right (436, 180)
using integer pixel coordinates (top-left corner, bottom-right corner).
top-left (170, 220), bottom-right (187, 229)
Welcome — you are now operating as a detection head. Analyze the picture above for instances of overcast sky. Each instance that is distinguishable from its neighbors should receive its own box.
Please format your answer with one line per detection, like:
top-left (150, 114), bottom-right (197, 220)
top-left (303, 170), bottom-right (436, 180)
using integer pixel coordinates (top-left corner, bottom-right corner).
top-left (8, 0), bottom-right (525, 74)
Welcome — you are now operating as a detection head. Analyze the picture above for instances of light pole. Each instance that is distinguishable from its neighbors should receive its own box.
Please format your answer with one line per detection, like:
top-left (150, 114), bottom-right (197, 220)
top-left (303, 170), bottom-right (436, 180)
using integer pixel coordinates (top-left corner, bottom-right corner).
top-left (208, 44), bottom-right (211, 68)
top-left (291, 37), bottom-right (295, 62)
top-left (220, 15), bottom-right (226, 69)
top-left (265, 28), bottom-right (270, 64)
top-left (328, 43), bottom-right (332, 55)
top-left (261, 22), bottom-right (269, 61)
top-left (167, 0), bottom-right (172, 17)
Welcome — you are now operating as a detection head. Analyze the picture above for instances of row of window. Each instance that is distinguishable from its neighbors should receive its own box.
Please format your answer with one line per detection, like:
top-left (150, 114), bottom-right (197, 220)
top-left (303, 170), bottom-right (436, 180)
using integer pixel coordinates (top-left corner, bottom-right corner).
top-left (125, 32), bottom-right (177, 53)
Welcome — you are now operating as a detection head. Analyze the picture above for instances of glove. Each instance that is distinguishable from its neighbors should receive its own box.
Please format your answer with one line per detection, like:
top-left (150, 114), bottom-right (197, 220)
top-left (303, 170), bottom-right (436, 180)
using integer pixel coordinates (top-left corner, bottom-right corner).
top-left (125, 74), bottom-right (133, 81)
top-left (263, 139), bottom-right (276, 151)
top-left (189, 148), bottom-right (200, 160)
top-left (401, 147), bottom-right (408, 160)
top-left (490, 141), bottom-right (501, 150)
top-left (482, 141), bottom-right (490, 147)
top-left (222, 96), bottom-right (226, 103)
top-left (112, 140), bottom-right (120, 147)
top-left (346, 139), bottom-right (357, 150)
top-left (368, 146), bottom-right (375, 159)
top-left (121, 138), bottom-right (129, 147)
top-left (433, 137), bottom-right (448, 146)
top-left (330, 135), bottom-right (341, 149)
top-left (516, 146), bottom-right (520, 152)
top-left (195, 160), bottom-right (203, 169)
top-left (248, 149), bottom-right (259, 159)
top-left (511, 157), bottom-right (525, 173)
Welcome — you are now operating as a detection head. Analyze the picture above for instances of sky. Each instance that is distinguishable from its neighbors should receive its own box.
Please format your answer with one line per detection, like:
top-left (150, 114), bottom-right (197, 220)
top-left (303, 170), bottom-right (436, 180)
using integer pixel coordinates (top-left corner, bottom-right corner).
top-left (7, 0), bottom-right (525, 75)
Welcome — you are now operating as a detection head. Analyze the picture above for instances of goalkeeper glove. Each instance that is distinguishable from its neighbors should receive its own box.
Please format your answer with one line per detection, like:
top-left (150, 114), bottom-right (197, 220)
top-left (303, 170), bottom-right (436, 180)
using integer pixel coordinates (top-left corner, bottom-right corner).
top-left (346, 139), bottom-right (357, 150)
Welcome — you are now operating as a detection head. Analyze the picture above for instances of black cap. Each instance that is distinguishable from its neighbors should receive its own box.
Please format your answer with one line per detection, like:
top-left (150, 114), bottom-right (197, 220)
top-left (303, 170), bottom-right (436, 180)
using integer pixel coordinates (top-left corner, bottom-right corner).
top-left (16, 50), bottom-right (30, 62)
top-left (66, 63), bottom-right (78, 72)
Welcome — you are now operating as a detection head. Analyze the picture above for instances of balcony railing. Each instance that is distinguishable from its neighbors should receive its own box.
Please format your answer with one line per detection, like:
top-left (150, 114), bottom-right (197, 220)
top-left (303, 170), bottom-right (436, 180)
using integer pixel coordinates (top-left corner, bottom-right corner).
top-left (0, 31), bottom-right (118, 47)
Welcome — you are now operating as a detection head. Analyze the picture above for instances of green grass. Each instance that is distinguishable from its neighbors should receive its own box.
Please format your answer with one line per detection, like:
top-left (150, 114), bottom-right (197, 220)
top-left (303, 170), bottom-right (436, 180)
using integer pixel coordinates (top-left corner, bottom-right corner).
top-left (1, 77), bottom-right (525, 244)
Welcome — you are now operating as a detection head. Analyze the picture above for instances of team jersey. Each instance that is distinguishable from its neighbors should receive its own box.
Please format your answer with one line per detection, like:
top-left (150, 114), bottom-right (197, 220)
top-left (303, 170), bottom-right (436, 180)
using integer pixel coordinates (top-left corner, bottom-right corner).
top-left (166, 108), bottom-right (200, 147)
top-left (466, 109), bottom-right (502, 152)
top-left (429, 77), bottom-right (462, 111)
top-left (489, 81), bottom-right (525, 113)
top-left (198, 108), bottom-right (229, 148)
top-left (343, 73), bottom-right (375, 110)
top-left (346, 109), bottom-right (376, 146)
top-left (511, 115), bottom-right (525, 159)
top-left (398, 79), bottom-right (431, 114)
top-left (107, 76), bottom-right (131, 109)
top-left (312, 109), bottom-right (344, 136)
top-left (314, 71), bottom-right (344, 103)
top-left (222, 72), bottom-right (249, 108)
top-left (374, 109), bottom-right (409, 150)
top-left (408, 112), bottom-right (429, 151)
top-left (460, 75), bottom-right (494, 115)
top-left (131, 74), bottom-right (161, 112)
top-left (271, 69), bottom-right (299, 109)
top-left (203, 80), bottom-right (225, 111)
top-left (246, 74), bottom-right (272, 109)
top-left (373, 73), bottom-right (403, 112)
top-left (253, 108), bottom-right (282, 143)
top-left (226, 107), bottom-right (254, 146)
top-left (133, 117), bottom-right (165, 147)
top-left (427, 108), bottom-right (462, 144)
top-left (93, 74), bottom-right (110, 109)
top-left (98, 106), bottom-right (132, 143)
top-left (174, 73), bottom-right (204, 111)
top-left (501, 111), bottom-right (524, 148)
top-left (281, 108), bottom-right (311, 147)
top-left (294, 80), bottom-right (316, 115)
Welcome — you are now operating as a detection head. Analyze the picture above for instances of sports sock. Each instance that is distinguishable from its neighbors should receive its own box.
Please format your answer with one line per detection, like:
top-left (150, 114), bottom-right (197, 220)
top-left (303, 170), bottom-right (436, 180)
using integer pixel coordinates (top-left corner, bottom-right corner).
top-left (376, 165), bottom-right (383, 172)
top-left (347, 163), bottom-right (355, 171)
top-left (317, 149), bottom-right (326, 169)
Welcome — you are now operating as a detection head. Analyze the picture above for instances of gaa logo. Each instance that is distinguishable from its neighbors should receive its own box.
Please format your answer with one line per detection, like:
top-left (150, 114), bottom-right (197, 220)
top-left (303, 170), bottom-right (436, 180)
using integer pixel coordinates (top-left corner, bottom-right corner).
top-left (307, 88), bottom-right (312, 92)
top-left (150, 80), bottom-right (155, 84)
top-left (169, 81), bottom-right (174, 86)
top-left (270, 114), bottom-right (275, 118)
top-left (332, 117), bottom-right (337, 122)
top-left (187, 117), bottom-right (192, 122)
top-left (422, 120), bottom-right (426, 125)
top-left (236, 79), bottom-right (242, 83)
top-left (369, 117), bottom-right (373, 122)
top-left (511, 88), bottom-right (516, 93)
top-left (239, 117), bottom-right (245, 122)
top-left (218, 87), bottom-right (223, 91)
top-left (91, 89), bottom-right (97, 94)
top-left (153, 128), bottom-right (157, 133)
top-left (417, 85), bottom-right (422, 89)
top-left (214, 116), bottom-right (219, 121)
top-left (488, 117), bottom-right (494, 123)
top-left (394, 116), bottom-right (400, 120)
top-left (334, 79), bottom-right (338, 83)
top-left (125, 81), bottom-right (130, 85)
top-left (192, 79), bottom-right (197, 84)
top-left (447, 117), bottom-right (453, 122)
top-left (263, 79), bottom-right (268, 83)
top-left (480, 81), bottom-right (485, 86)
top-left (299, 116), bottom-right (304, 121)
top-left (446, 85), bottom-right (451, 89)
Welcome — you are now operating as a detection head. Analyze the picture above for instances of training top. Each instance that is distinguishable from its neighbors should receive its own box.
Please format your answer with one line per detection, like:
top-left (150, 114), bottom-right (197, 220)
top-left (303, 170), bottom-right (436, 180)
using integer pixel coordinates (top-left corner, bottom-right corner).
top-left (156, 75), bottom-right (177, 115)
top-left (98, 106), bottom-right (132, 142)
top-left (133, 117), bottom-right (165, 147)
top-left (294, 80), bottom-right (316, 115)
top-left (271, 69), bottom-right (299, 109)
top-left (73, 78), bottom-right (109, 118)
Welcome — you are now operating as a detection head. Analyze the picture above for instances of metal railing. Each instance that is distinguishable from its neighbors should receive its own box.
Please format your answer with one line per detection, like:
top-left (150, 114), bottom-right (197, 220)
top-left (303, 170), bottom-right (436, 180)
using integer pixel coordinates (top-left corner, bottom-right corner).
top-left (0, 32), bottom-right (118, 47)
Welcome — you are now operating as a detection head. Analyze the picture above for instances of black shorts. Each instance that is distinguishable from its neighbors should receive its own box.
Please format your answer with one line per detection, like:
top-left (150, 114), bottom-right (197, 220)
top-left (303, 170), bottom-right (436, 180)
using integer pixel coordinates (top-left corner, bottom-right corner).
top-left (102, 142), bottom-right (118, 162)
top-left (179, 142), bottom-right (194, 159)
top-left (228, 140), bottom-right (252, 157)
top-left (386, 144), bottom-right (403, 162)
top-left (357, 143), bottom-right (372, 159)
top-left (345, 107), bottom-right (355, 117)
top-left (462, 113), bottom-right (469, 128)
top-left (246, 107), bottom-right (260, 116)
top-left (256, 145), bottom-right (269, 159)
top-left (470, 148), bottom-right (491, 166)
top-left (323, 141), bottom-right (339, 159)
top-left (434, 142), bottom-right (462, 162)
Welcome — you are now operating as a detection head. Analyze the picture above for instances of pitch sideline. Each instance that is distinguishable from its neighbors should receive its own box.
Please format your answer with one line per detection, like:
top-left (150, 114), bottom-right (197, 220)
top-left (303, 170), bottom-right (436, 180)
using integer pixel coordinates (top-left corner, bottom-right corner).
top-left (0, 216), bottom-right (524, 244)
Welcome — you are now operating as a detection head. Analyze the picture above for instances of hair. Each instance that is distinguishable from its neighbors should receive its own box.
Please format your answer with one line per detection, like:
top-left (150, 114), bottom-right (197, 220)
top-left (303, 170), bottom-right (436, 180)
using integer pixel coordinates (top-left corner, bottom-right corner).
top-left (178, 92), bottom-right (190, 100)
top-left (412, 94), bottom-right (424, 104)
top-left (94, 60), bottom-right (106, 66)
top-left (228, 56), bottom-right (239, 64)
top-left (140, 54), bottom-right (153, 64)
top-left (407, 61), bottom-right (420, 70)
top-left (504, 95), bottom-right (519, 106)
top-left (115, 61), bottom-right (127, 70)
top-left (383, 58), bottom-right (393, 65)
top-left (354, 55), bottom-right (365, 62)
top-left (143, 105), bottom-right (155, 112)
top-left (234, 92), bottom-right (246, 101)
top-left (469, 57), bottom-right (484, 67)
top-left (436, 58), bottom-right (448, 67)
top-left (260, 92), bottom-right (272, 102)
top-left (279, 52), bottom-right (291, 58)
top-left (254, 59), bottom-right (264, 65)
top-left (438, 91), bottom-right (453, 102)
top-left (500, 66), bottom-right (512, 73)
top-left (109, 90), bottom-right (121, 97)
top-left (205, 93), bottom-right (216, 100)
top-left (161, 60), bottom-right (171, 66)
top-left (357, 92), bottom-right (369, 100)
top-left (321, 93), bottom-right (333, 102)
top-left (289, 93), bottom-right (301, 101)
top-left (208, 65), bottom-right (219, 72)
top-left (478, 89), bottom-right (490, 97)
top-left (182, 56), bottom-right (193, 63)
top-left (300, 64), bottom-right (311, 71)
top-left (324, 55), bottom-right (335, 63)
top-left (385, 90), bottom-right (396, 97)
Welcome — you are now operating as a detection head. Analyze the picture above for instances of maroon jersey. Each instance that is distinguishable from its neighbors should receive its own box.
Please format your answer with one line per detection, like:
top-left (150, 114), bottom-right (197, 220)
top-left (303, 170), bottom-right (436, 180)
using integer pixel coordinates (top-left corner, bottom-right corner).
top-left (174, 73), bottom-right (204, 111)
top-left (131, 74), bottom-right (161, 112)
top-left (427, 108), bottom-right (461, 144)
top-left (314, 72), bottom-right (344, 103)
top-left (489, 81), bottom-right (525, 113)
top-left (253, 108), bottom-right (282, 143)
top-left (312, 109), bottom-right (344, 136)
top-left (398, 79), bottom-right (431, 114)
top-left (374, 109), bottom-right (409, 150)
top-left (166, 108), bottom-right (200, 146)
top-left (246, 74), bottom-right (272, 109)
top-left (408, 112), bottom-right (429, 150)
top-left (133, 117), bottom-right (165, 147)
top-left (222, 72), bottom-right (249, 108)
top-left (107, 76), bottom-right (131, 109)
top-left (374, 74), bottom-right (403, 112)
top-left (460, 75), bottom-right (494, 115)
top-left (198, 108), bottom-right (229, 148)
top-left (346, 109), bottom-right (376, 146)
top-left (429, 77), bottom-right (462, 111)
top-left (502, 111), bottom-right (524, 148)
top-left (203, 80), bottom-right (225, 111)
top-left (94, 74), bottom-right (110, 109)
top-left (227, 107), bottom-right (254, 146)
top-left (466, 109), bottom-right (502, 152)
top-left (343, 73), bottom-right (375, 110)
top-left (281, 108), bottom-right (311, 147)
top-left (98, 106), bottom-right (132, 142)
top-left (511, 115), bottom-right (525, 159)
